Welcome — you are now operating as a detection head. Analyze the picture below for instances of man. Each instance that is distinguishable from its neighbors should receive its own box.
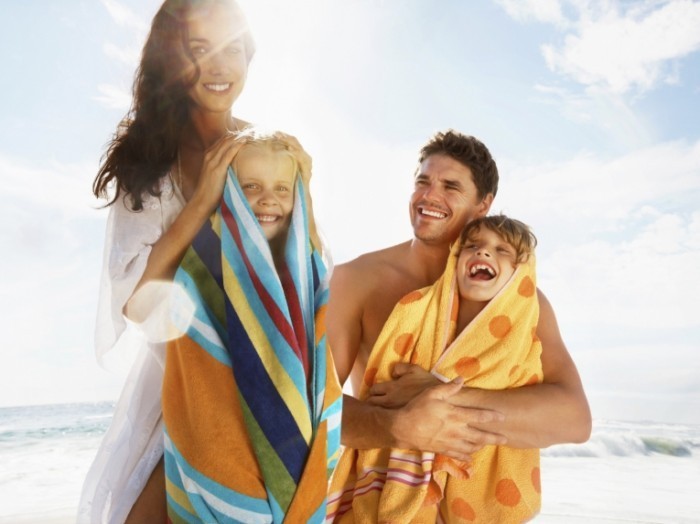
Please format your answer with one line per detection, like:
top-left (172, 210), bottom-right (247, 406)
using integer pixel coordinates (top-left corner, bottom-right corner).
top-left (327, 130), bottom-right (591, 462)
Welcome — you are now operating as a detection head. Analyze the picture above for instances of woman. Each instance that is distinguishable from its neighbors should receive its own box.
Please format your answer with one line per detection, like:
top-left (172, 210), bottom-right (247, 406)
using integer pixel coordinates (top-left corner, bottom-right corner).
top-left (78, 1), bottom-right (324, 522)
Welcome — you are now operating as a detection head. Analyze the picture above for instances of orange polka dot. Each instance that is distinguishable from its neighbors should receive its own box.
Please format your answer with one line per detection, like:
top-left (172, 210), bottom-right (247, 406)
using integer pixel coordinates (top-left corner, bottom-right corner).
top-left (525, 374), bottom-right (540, 385)
top-left (364, 367), bottom-right (378, 387)
top-left (451, 497), bottom-right (476, 521)
top-left (495, 478), bottom-right (521, 507)
top-left (489, 315), bottom-right (512, 339)
top-left (399, 290), bottom-right (423, 304)
top-left (393, 333), bottom-right (414, 357)
top-left (531, 326), bottom-right (540, 343)
top-left (518, 276), bottom-right (535, 298)
top-left (455, 357), bottom-right (480, 378)
top-left (531, 467), bottom-right (541, 494)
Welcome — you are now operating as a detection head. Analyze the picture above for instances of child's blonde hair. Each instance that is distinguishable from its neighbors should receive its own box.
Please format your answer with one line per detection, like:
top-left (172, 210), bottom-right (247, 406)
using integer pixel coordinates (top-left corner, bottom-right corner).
top-left (460, 215), bottom-right (537, 264)
top-left (232, 128), bottom-right (299, 175)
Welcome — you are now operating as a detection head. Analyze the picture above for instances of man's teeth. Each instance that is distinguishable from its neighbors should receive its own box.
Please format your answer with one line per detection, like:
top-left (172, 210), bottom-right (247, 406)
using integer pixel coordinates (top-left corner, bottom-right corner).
top-left (470, 264), bottom-right (496, 276)
top-left (205, 83), bottom-right (231, 92)
top-left (421, 209), bottom-right (447, 219)
top-left (256, 215), bottom-right (278, 223)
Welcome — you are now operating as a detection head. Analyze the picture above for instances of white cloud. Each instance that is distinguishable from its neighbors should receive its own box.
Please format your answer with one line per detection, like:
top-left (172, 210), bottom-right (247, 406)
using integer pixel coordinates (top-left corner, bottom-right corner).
top-left (0, 154), bottom-right (104, 220)
top-left (498, 0), bottom-right (700, 94)
top-left (579, 343), bottom-right (700, 394)
top-left (576, 343), bottom-right (700, 423)
top-left (0, 156), bottom-right (106, 341)
top-left (534, 83), bottom-right (594, 123)
top-left (0, 154), bottom-right (109, 407)
top-left (94, 83), bottom-right (132, 111)
top-left (495, 0), bottom-right (569, 28)
top-left (543, 1), bottom-right (700, 93)
top-left (495, 139), bottom-right (700, 332)
top-left (100, 0), bottom-right (148, 31)
top-left (0, 347), bottom-right (125, 408)
top-left (542, 215), bottom-right (700, 329)
top-left (533, 83), bottom-right (655, 148)
top-left (103, 42), bottom-right (141, 68)
top-left (498, 139), bottom-right (700, 227)
top-left (97, 0), bottom-right (153, 113)
top-left (626, 211), bottom-right (694, 253)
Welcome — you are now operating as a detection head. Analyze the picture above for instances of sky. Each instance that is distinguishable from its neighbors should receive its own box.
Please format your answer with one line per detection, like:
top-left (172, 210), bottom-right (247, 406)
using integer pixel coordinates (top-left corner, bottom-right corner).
top-left (0, 0), bottom-right (699, 425)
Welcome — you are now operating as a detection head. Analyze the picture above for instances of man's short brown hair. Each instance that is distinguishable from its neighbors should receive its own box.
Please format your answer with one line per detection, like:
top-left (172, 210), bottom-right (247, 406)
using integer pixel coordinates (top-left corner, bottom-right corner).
top-left (419, 130), bottom-right (499, 200)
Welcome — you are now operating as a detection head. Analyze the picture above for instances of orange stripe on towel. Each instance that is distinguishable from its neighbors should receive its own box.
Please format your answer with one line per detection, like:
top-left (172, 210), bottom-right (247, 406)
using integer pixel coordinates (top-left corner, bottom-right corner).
top-left (162, 335), bottom-right (267, 499)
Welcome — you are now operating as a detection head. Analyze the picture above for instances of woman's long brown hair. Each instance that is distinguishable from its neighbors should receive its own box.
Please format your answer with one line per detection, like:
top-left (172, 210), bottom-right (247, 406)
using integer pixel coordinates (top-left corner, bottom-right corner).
top-left (92, 0), bottom-right (254, 210)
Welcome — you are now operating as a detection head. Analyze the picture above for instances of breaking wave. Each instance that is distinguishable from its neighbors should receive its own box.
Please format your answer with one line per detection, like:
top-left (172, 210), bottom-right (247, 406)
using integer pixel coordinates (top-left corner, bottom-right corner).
top-left (543, 427), bottom-right (698, 458)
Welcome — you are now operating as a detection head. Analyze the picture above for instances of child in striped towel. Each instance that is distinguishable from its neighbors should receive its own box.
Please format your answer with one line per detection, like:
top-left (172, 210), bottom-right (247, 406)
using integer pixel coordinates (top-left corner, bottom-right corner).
top-left (327, 215), bottom-right (542, 523)
top-left (163, 129), bottom-right (342, 523)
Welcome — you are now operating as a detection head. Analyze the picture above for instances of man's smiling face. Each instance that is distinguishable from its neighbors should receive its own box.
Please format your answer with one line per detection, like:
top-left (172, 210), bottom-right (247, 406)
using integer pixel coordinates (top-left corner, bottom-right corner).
top-left (409, 154), bottom-right (492, 246)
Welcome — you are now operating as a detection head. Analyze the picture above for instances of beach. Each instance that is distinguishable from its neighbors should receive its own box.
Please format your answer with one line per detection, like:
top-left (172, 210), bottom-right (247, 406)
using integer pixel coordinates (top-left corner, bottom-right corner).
top-left (1, 404), bottom-right (698, 523)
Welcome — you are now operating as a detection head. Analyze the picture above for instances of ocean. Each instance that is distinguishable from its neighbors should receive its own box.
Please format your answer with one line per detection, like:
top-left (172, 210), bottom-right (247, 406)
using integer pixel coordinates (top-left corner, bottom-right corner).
top-left (0, 403), bottom-right (698, 523)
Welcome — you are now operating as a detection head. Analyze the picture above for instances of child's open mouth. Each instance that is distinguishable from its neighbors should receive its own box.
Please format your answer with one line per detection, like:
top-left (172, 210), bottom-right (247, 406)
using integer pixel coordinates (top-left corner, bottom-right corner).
top-left (469, 263), bottom-right (496, 281)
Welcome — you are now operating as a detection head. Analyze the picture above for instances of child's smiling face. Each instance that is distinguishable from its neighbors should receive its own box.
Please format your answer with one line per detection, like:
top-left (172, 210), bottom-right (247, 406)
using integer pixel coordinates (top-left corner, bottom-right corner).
top-left (236, 147), bottom-right (296, 243)
top-left (456, 227), bottom-right (518, 304)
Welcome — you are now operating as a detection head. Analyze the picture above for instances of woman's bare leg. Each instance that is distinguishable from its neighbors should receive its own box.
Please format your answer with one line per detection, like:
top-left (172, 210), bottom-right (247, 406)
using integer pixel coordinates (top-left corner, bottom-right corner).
top-left (125, 456), bottom-right (166, 524)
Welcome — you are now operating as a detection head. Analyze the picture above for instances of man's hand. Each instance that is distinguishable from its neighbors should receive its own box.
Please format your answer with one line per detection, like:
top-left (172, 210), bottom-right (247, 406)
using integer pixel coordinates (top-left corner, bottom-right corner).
top-left (390, 378), bottom-right (507, 461)
top-left (368, 363), bottom-right (440, 408)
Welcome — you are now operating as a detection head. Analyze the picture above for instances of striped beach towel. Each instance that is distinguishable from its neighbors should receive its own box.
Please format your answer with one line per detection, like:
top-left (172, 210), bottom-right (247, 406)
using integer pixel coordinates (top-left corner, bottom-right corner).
top-left (163, 167), bottom-right (342, 523)
top-left (327, 243), bottom-right (542, 523)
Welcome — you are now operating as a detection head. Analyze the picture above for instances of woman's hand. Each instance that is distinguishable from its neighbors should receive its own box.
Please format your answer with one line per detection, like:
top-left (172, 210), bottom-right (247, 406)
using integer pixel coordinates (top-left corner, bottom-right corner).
top-left (128, 132), bottom-right (243, 315)
top-left (191, 133), bottom-right (244, 214)
top-left (271, 131), bottom-right (322, 249)
top-left (273, 131), bottom-right (312, 183)
top-left (367, 363), bottom-right (442, 408)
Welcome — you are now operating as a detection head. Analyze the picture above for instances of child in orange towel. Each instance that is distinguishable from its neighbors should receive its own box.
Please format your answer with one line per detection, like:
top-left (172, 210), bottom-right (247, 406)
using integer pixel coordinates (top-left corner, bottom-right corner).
top-left (328, 214), bottom-right (542, 523)
top-left (455, 215), bottom-right (536, 336)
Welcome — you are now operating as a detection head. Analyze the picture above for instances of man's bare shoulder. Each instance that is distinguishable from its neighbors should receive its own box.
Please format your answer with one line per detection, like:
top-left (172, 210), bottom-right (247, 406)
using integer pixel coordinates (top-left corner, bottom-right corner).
top-left (334, 241), bottom-right (413, 282)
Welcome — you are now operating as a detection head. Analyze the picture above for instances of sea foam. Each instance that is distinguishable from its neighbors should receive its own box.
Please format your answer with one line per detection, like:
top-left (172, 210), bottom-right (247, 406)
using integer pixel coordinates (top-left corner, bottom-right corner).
top-left (1, 405), bottom-right (699, 522)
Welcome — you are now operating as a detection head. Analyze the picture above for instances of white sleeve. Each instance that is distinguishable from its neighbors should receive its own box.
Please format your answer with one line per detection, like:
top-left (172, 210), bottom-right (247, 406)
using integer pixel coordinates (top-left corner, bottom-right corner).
top-left (94, 194), bottom-right (164, 366)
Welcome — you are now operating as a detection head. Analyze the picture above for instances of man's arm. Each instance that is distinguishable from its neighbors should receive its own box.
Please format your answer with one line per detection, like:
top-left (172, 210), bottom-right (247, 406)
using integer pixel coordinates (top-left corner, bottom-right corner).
top-left (369, 289), bottom-right (592, 449)
top-left (327, 261), bottom-right (506, 460)
top-left (341, 381), bottom-right (506, 461)
top-left (460, 289), bottom-right (591, 448)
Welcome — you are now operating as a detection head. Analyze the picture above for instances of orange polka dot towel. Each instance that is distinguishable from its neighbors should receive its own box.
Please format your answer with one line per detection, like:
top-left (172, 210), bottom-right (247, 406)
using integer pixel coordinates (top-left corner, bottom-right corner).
top-left (327, 243), bottom-right (543, 523)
